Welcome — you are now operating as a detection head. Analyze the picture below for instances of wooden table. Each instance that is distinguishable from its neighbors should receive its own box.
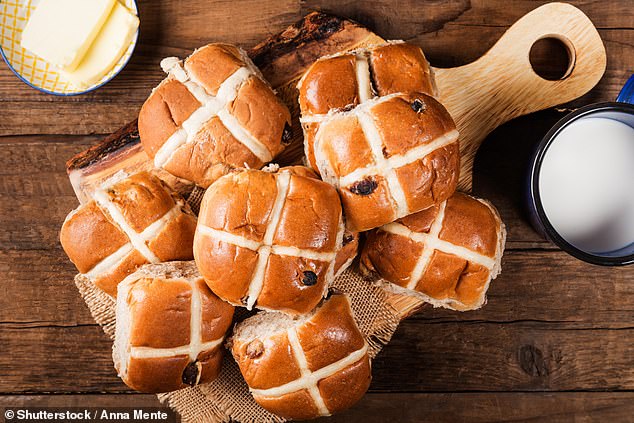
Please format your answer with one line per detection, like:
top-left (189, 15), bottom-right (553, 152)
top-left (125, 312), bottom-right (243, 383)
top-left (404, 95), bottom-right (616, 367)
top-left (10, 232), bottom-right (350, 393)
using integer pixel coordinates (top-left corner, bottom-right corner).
top-left (1, 1), bottom-right (633, 421)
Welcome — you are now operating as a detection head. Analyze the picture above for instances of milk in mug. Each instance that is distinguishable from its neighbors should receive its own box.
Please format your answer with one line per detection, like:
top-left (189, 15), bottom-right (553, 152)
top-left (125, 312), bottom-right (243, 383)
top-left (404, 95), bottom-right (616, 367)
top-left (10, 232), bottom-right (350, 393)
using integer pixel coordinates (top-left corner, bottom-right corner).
top-left (538, 116), bottom-right (634, 253)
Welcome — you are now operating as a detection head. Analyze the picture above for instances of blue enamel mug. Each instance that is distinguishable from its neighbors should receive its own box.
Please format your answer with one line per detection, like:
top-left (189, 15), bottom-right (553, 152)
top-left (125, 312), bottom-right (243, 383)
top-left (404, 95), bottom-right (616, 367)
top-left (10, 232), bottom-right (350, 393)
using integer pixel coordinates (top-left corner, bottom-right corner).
top-left (527, 75), bottom-right (634, 266)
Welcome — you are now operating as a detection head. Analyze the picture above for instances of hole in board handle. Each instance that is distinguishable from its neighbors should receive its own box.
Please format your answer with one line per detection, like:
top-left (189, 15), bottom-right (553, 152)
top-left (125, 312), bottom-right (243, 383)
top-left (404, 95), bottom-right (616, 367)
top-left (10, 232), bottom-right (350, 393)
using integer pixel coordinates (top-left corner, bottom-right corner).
top-left (529, 35), bottom-right (576, 81)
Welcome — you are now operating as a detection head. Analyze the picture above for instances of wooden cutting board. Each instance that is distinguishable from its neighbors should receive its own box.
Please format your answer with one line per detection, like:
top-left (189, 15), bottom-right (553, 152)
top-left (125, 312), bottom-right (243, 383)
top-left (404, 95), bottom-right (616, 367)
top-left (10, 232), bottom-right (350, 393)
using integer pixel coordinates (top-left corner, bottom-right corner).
top-left (66, 2), bottom-right (606, 318)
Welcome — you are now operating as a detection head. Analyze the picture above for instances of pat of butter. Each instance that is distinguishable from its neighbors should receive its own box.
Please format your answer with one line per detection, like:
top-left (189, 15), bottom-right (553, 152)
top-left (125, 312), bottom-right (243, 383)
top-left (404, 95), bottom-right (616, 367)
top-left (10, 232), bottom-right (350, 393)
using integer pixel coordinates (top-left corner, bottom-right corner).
top-left (61, 2), bottom-right (139, 89)
top-left (21, 0), bottom-right (117, 72)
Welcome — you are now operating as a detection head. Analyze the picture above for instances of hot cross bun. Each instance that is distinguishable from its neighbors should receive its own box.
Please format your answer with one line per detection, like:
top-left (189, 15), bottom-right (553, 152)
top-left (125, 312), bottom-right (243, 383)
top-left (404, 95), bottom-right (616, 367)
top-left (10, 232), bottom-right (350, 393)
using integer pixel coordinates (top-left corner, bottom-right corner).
top-left (361, 192), bottom-right (506, 310)
top-left (193, 166), bottom-right (352, 315)
top-left (113, 261), bottom-right (234, 393)
top-left (297, 43), bottom-right (459, 231)
top-left (139, 43), bottom-right (291, 188)
top-left (60, 171), bottom-right (197, 297)
top-left (231, 293), bottom-right (371, 419)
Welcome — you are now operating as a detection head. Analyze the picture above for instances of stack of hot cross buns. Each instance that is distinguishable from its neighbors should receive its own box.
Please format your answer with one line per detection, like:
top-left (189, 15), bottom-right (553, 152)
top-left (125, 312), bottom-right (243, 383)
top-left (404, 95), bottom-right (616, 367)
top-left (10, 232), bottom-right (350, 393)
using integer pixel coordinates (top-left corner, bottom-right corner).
top-left (60, 41), bottom-right (505, 420)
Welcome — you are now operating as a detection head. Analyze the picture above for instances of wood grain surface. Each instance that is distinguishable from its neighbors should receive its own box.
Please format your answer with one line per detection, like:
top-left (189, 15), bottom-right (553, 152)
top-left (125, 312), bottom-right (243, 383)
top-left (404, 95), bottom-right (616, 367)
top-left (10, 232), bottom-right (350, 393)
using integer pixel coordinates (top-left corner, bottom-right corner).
top-left (1, 1), bottom-right (633, 422)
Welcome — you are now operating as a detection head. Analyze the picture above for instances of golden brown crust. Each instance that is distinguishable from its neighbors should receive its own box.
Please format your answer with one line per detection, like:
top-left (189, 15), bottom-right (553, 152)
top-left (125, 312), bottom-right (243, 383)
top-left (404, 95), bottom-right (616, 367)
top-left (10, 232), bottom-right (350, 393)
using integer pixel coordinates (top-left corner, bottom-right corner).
top-left (272, 173), bottom-right (342, 252)
top-left (439, 193), bottom-right (500, 256)
top-left (105, 173), bottom-right (175, 232)
top-left (92, 250), bottom-right (147, 297)
top-left (115, 262), bottom-right (234, 394)
top-left (360, 229), bottom-right (423, 288)
top-left (257, 255), bottom-right (330, 314)
top-left (125, 355), bottom-right (191, 393)
top-left (197, 278), bottom-right (236, 342)
top-left (318, 355), bottom-right (371, 415)
top-left (128, 277), bottom-right (193, 348)
top-left (416, 250), bottom-right (489, 308)
top-left (194, 168), bottom-right (343, 314)
top-left (185, 43), bottom-right (244, 96)
top-left (147, 213), bottom-right (197, 262)
top-left (193, 235), bottom-right (258, 306)
top-left (334, 229), bottom-right (359, 275)
top-left (312, 92), bottom-right (459, 232)
top-left (231, 294), bottom-right (370, 419)
top-left (139, 43), bottom-right (291, 188)
top-left (60, 201), bottom-right (128, 273)
top-left (298, 54), bottom-right (358, 115)
top-left (301, 123), bottom-right (319, 173)
top-left (196, 347), bottom-right (224, 385)
top-left (59, 172), bottom-right (197, 297)
top-left (280, 165), bottom-right (319, 179)
top-left (339, 175), bottom-right (396, 232)
top-left (139, 79), bottom-right (201, 158)
top-left (163, 117), bottom-right (263, 189)
top-left (198, 171), bottom-right (276, 242)
top-left (359, 192), bottom-right (505, 310)
top-left (394, 142), bottom-right (460, 213)
top-left (227, 76), bottom-right (291, 155)
top-left (315, 114), bottom-right (374, 176)
top-left (369, 43), bottom-right (434, 97)
top-left (370, 93), bottom-right (455, 157)
top-left (296, 294), bottom-right (365, 371)
top-left (298, 42), bottom-right (437, 178)
top-left (254, 389), bottom-right (321, 420)
top-left (298, 43), bottom-right (434, 119)
top-left (233, 332), bottom-right (302, 390)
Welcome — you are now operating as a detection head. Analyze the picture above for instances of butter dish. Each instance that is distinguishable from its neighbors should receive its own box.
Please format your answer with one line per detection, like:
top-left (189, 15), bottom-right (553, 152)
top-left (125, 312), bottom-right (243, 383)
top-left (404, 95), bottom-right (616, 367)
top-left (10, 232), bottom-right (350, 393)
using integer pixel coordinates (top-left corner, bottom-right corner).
top-left (0, 0), bottom-right (139, 95)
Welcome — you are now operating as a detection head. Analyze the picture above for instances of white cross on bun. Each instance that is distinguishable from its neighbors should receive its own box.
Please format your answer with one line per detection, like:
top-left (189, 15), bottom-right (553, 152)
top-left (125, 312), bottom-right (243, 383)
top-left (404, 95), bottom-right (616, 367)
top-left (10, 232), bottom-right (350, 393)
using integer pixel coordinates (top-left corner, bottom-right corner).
top-left (230, 292), bottom-right (371, 420)
top-left (298, 41), bottom-right (437, 172)
top-left (139, 43), bottom-right (291, 188)
top-left (361, 192), bottom-right (507, 311)
top-left (193, 166), bottom-right (355, 316)
top-left (60, 171), bottom-right (197, 297)
top-left (297, 42), bottom-right (460, 232)
top-left (113, 261), bottom-right (234, 393)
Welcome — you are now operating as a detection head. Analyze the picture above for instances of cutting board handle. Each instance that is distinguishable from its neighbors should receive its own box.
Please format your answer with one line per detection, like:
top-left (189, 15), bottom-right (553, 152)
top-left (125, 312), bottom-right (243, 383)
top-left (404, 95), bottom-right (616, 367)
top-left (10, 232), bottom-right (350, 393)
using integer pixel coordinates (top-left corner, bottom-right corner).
top-left (434, 2), bottom-right (607, 191)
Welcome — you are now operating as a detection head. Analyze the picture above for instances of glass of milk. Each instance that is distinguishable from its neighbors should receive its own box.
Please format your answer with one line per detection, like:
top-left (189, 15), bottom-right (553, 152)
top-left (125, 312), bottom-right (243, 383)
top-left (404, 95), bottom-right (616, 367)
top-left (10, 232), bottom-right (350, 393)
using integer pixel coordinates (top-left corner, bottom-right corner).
top-left (528, 75), bottom-right (634, 266)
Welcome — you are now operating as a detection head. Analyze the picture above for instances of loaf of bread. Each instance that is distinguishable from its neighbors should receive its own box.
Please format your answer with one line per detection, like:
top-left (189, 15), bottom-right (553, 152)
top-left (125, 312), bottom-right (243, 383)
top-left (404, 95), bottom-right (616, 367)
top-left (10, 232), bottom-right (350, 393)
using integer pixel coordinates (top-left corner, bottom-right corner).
top-left (231, 293), bottom-right (371, 420)
top-left (113, 261), bottom-right (234, 393)
top-left (60, 171), bottom-right (197, 297)
top-left (139, 43), bottom-right (291, 188)
top-left (360, 192), bottom-right (506, 311)
top-left (298, 42), bottom-right (436, 171)
top-left (193, 166), bottom-right (352, 315)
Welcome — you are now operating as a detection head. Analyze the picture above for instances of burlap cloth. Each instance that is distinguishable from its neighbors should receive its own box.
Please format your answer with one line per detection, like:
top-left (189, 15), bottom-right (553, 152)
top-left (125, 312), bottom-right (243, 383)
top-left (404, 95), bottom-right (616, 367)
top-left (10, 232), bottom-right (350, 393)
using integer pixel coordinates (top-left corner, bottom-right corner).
top-left (73, 186), bottom-right (403, 423)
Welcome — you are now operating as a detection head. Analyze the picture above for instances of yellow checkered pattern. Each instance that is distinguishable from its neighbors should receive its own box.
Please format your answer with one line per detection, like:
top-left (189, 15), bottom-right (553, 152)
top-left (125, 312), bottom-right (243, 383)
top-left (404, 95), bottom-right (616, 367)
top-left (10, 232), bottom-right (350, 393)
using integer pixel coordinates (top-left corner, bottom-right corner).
top-left (0, 0), bottom-right (138, 94)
